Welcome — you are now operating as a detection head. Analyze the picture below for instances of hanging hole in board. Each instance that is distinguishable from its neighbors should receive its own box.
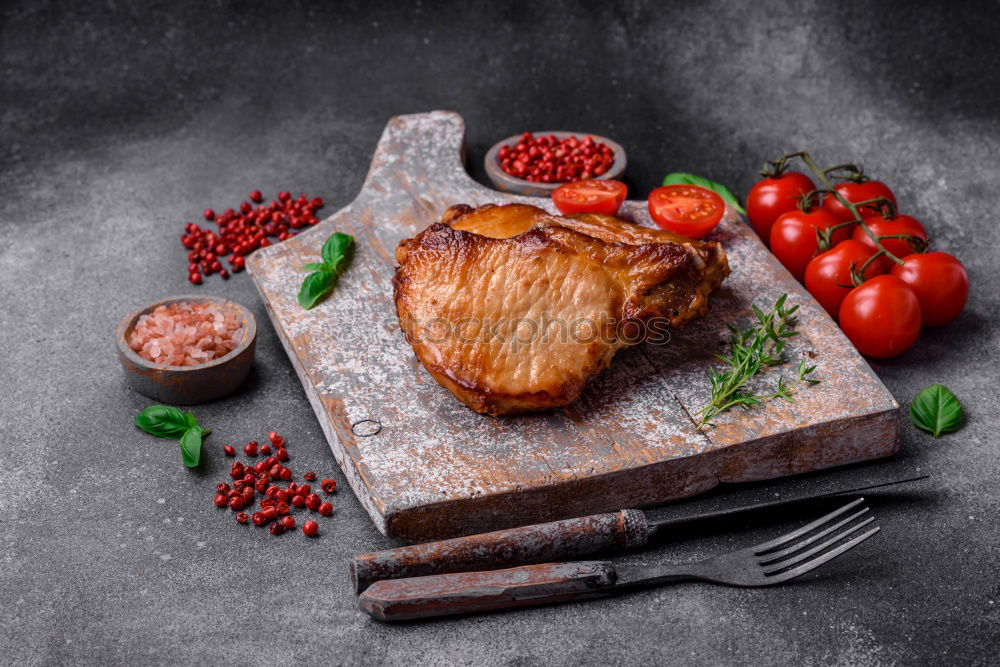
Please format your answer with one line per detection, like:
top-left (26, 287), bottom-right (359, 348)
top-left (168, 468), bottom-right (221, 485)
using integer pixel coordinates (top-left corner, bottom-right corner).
top-left (352, 419), bottom-right (382, 437)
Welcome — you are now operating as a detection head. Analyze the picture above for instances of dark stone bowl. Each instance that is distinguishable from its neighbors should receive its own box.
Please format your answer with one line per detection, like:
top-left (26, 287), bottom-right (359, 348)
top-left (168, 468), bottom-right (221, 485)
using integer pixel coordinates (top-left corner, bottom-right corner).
top-left (483, 130), bottom-right (627, 197)
top-left (115, 295), bottom-right (257, 405)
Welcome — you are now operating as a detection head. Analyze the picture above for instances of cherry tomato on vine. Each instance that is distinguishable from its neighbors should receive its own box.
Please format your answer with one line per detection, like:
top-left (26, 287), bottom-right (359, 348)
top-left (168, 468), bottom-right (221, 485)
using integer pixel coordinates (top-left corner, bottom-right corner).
top-left (823, 180), bottom-right (897, 222)
top-left (839, 275), bottom-right (921, 359)
top-left (745, 171), bottom-right (815, 242)
top-left (852, 214), bottom-right (927, 270)
top-left (769, 207), bottom-right (848, 282)
top-left (647, 185), bottom-right (725, 238)
top-left (552, 179), bottom-right (627, 216)
top-left (804, 240), bottom-right (884, 318)
top-left (890, 252), bottom-right (969, 327)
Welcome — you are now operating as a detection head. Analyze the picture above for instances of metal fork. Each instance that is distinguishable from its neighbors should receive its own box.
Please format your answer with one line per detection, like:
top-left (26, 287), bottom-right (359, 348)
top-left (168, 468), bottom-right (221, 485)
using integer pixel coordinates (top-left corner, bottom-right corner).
top-left (359, 498), bottom-right (879, 621)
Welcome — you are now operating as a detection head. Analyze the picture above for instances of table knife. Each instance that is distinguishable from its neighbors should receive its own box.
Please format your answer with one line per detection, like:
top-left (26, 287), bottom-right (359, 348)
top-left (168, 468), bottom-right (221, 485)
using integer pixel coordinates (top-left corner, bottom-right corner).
top-left (350, 474), bottom-right (926, 592)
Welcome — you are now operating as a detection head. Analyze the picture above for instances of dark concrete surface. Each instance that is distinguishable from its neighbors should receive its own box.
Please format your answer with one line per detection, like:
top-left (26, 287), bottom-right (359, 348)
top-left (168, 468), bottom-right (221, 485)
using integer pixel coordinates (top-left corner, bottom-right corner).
top-left (2, 1), bottom-right (998, 664)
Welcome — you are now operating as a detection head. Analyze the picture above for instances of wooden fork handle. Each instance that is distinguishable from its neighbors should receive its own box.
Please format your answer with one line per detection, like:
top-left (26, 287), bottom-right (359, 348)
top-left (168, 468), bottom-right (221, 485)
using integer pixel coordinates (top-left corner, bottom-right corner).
top-left (359, 561), bottom-right (618, 622)
top-left (350, 510), bottom-right (649, 593)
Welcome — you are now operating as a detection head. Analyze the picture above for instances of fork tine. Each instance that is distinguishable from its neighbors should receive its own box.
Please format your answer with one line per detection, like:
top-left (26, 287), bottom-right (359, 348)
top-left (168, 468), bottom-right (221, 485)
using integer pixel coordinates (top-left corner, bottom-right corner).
top-left (763, 517), bottom-right (876, 574)
top-left (754, 498), bottom-right (866, 555)
top-left (759, 507), bottom-right (870, 564)
top-left (762, 526), bottom-right (880, 584)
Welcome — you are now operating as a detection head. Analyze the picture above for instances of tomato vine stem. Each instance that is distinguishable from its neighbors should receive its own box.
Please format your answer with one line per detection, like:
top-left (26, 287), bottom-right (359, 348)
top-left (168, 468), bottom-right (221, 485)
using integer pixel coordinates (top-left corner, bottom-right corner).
top-left (783, 151), bottom-right (907, 267)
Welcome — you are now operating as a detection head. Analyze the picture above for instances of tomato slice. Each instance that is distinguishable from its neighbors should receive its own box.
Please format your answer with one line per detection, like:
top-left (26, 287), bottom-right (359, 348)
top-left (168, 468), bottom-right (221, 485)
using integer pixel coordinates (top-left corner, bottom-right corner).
top-left (551, 180), bottom-right (627, 216)
top-left (647, 185), bottom-right (725, 238)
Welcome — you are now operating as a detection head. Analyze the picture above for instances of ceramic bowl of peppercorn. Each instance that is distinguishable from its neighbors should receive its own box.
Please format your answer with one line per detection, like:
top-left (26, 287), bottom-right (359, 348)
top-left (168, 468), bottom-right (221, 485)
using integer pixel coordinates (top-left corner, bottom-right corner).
top-left (116, 295), bottom-right (257, 405)
top-left (484, 131), bottom-right (627, 197)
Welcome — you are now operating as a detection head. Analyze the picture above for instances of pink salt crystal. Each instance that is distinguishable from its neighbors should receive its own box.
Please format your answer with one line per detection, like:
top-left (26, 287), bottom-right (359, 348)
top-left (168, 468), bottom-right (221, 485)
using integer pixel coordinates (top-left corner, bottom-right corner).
top-left (128, 301), bottom-right (245, 366)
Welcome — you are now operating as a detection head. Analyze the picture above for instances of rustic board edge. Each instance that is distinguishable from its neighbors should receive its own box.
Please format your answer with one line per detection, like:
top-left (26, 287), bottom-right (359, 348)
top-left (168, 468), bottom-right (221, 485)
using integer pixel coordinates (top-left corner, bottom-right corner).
top-left (380, 406), bottom-right (901, 542)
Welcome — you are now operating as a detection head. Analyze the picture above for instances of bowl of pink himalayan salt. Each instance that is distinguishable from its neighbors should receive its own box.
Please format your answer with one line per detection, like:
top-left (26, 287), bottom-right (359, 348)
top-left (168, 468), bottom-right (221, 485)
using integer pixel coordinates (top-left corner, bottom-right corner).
top-left (116, 296), bottom-right (257, 405)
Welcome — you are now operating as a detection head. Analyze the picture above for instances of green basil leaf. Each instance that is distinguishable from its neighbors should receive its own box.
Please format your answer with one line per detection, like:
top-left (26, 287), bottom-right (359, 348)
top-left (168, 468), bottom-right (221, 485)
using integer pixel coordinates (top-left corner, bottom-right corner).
top-left (909, 384), bottom-right (964, 438)
top-left (135, 405), bottom-right (190, 439)
top-left (663, 172), bottom-right (746, 215)
top-left (321, 232), bottom-right (356, 272)
top-left (179, 427), bottom-right (204, 468)
top-left (301, 262), bottom-right (327, 272)
top-left (297, 270), bottom-right (337, 310)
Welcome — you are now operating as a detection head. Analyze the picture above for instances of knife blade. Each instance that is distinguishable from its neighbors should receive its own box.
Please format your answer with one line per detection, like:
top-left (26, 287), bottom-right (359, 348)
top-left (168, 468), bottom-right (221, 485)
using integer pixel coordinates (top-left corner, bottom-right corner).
top-left (350, 474), bottom-right (927, 593)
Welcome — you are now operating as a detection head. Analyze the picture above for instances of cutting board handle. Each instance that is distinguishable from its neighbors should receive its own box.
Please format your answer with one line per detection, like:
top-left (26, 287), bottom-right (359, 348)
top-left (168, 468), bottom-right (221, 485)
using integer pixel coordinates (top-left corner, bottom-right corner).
top-left (350, 510), bottom-right (649, 593)
top-left (359, 561), bottom-right (617, 622)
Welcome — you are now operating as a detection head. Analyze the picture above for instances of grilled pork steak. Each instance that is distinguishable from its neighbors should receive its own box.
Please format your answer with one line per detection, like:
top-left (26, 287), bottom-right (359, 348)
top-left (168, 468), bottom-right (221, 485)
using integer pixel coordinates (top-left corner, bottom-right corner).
top-left (393, 204), bottom-right (729, 416)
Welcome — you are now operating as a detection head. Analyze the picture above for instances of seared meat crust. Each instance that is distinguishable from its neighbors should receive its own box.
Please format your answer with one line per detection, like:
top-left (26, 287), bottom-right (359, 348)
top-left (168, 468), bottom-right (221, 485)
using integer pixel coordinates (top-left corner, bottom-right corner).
top-left (393, 204), bottom-right (729, 415)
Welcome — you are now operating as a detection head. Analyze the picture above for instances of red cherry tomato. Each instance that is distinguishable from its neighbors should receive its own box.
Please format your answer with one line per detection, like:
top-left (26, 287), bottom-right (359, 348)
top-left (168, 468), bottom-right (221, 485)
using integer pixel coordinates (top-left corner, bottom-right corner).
top-left (823, 181), bottom-right (896, 222)
top-left (804, 240), bottom-right (884, 318)
top-left (745, 171), bottom-right (816, 241)
top-left (769, 208), bottom-right (848, 282)
top-left (852, 214), bottom-right (928, 270)
top-left (890, 252), bottom-right (969, 327)
top-left (647, 185), bottom-right (725, 238)
top-left (552, 179), bottom-right (628, 216)
top-left (839, 275), bottom-right (921, 359)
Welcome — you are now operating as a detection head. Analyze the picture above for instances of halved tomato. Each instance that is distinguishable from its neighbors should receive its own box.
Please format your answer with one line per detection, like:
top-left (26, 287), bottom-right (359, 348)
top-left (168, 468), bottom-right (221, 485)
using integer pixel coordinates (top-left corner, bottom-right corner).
top-left (551, 179), bottom-right (627, 216)
top-left (647, 185), bottom-right (725, 238)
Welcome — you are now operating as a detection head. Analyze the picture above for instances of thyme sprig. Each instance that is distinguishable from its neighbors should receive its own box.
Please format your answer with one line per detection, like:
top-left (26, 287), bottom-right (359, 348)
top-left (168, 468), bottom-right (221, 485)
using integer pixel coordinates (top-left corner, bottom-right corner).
top-left (695, 294), bottom-right (818, 428)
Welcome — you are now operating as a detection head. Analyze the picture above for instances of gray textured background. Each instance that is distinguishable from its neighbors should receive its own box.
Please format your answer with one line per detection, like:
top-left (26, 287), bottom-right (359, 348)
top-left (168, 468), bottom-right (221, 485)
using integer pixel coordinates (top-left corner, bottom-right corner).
top-left (2, 1), bottom-right (998, 665)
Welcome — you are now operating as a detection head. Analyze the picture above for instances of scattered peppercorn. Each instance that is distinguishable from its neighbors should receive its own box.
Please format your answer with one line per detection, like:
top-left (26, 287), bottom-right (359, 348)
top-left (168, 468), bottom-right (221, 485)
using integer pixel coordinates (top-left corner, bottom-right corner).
top-left (209, 430), bottom-right (338, 537)
top-left (181, 195), bottom-right (324, 283)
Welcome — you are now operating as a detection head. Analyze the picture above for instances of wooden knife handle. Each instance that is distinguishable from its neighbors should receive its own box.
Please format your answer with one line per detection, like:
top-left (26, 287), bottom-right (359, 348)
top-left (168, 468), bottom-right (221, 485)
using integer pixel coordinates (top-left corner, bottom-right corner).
top-left (350, 510), bottom-right (649, 593)
top-left (359, 561), bottom-right (617, 622)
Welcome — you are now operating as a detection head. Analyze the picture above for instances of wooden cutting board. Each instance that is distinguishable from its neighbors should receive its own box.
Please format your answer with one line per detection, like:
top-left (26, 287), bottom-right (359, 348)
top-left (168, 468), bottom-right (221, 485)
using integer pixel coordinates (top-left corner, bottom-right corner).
top-left (248, 111), bottom-right (900, 543)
